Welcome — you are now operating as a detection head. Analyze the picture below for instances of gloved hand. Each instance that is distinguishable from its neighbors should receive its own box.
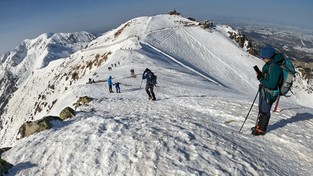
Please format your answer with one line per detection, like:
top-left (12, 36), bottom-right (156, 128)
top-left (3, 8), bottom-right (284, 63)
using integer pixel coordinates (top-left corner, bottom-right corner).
top-left (257, 73), bottom-right (263, 81)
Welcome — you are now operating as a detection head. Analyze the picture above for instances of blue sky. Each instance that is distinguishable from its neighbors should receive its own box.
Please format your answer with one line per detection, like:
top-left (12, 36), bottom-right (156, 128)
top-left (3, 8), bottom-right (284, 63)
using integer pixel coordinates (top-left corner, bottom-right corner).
top-left (0, 0), bottom-right (312, 54)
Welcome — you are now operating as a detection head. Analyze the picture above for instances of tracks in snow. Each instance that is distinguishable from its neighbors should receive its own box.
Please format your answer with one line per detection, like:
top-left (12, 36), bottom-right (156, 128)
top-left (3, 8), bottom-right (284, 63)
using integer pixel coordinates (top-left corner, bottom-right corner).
top-left (141, 42), bottom-right (223, 86)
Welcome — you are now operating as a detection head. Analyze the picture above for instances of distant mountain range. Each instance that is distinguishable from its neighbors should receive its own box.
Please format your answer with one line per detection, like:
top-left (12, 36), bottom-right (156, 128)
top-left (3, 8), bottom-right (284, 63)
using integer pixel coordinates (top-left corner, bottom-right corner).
top-left (226, 22), bottom-right (313, 63)
top-left (220, 21), bottom-right (313, 87)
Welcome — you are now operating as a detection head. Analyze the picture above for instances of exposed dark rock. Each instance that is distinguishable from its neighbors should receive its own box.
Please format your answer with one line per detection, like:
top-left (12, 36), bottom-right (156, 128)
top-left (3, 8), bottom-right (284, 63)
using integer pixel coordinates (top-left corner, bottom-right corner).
top-left (17, 116), bottom-right (62, 139)
top-left (73, 96), bottom-right (93, 109)
top-left (168, 9), bottom-right (180, 15)
top-left (199, 20), bottom-right (215, 29)
top-left (227, 31), bottom-right (256, 55)
top-left (59, 107), bottom-right (75, 120)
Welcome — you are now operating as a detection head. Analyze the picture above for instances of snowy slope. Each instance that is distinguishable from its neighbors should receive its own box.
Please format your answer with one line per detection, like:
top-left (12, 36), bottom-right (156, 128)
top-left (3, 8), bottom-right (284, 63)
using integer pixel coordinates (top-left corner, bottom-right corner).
top-left (0, 32), bottom-right (95, 84)
top-left (1, 14), bottom-right (313, 176)
top-left (0, 31), bottom-right (95, 123)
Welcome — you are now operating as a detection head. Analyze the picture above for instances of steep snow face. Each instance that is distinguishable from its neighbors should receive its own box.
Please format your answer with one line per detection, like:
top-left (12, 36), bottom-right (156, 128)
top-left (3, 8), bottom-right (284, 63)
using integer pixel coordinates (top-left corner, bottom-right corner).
top-left (0, 32), bottom-right (95, 84)
top-left (292, 70), bottom-right (313, 105)
top-left (143, 17), bottom-right (260, 92)
top-left (1, 14), bottom-right (313, 176)
top-left (89, 14), bottom-right (262, 93)
top-left (0, 31), bottom-right (95, 143)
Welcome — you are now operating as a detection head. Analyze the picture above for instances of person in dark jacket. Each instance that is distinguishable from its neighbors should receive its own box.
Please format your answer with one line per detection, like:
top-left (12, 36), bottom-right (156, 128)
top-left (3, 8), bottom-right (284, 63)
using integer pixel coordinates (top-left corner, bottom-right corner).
top-left (252, 46), bottom-right (283, 136)
top-left (114, 82), bottom-right (121, 93)
top-left (142, 68), bottom-right (156, 100)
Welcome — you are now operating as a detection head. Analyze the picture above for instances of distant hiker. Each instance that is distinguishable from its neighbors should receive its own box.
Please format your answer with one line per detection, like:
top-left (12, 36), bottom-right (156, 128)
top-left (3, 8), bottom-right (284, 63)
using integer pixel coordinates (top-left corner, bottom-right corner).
top-left (108, 76), bottom-right (114, 93)
top-left (114, 82), bottom-right (121, 93)
top-left (130, 69), bottom-right (136, 78)
top-left (142, 68), bottom-right (156, 100)
top-left (251, 46), bottom-right (283, 136)
top-left (88, 78), bottom-right (95, 84)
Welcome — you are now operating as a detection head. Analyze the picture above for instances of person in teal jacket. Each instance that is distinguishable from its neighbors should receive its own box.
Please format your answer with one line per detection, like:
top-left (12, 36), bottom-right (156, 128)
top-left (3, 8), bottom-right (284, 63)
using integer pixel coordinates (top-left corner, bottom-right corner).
top-left (252, 46), bottom-right (283, 136)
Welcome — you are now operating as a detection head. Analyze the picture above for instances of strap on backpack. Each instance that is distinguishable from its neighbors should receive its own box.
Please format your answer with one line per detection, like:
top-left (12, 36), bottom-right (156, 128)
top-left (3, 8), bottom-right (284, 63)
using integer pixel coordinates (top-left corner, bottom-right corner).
top-left (263, 87), bottom-right (280, 97)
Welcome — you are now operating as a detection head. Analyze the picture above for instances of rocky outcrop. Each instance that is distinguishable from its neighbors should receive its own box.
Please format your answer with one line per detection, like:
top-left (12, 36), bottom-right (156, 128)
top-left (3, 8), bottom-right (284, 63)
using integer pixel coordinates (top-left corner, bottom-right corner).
top-left (59, 107), bottom-right (75, 120)
top-left (168, 9), bottom-right (180, 15)
top-left (0, 71), bottom-right (18, 128)
top-left (227, 31), bottom-right (257, 55)
top-left (297, 67), bottom-right (312, 81)
top-left (73, 96), bottom-right (93, 109)
top-left (17, 116), bottom-right (62, 139)
top-left (293, 61), bottom-right (313, 81)
top-left (199, 20), bottom-right (215, 29)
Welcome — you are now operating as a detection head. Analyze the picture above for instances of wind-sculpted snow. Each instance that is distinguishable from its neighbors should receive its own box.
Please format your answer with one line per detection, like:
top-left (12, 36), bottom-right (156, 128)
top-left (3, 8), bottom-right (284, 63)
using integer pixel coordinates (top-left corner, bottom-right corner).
top-left (143, 24), bottom-right (260, 92)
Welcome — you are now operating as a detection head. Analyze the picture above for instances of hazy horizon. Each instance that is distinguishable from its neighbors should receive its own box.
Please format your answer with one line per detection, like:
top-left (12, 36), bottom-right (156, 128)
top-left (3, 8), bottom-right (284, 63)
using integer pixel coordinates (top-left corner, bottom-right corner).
top-left (1, 0), bottom-right (312, 54)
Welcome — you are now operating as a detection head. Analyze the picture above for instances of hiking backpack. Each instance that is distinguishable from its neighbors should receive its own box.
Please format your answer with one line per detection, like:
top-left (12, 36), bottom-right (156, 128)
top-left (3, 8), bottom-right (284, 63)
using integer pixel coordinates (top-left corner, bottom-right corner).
top-left (278, 57), bottom-right (295, 96)
top-left (150, 72), bottom-right (157, 85)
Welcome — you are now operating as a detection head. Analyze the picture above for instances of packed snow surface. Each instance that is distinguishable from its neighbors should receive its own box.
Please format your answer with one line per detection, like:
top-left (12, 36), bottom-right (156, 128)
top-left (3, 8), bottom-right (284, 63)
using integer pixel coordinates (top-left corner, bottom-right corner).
top-left (2, 14), bottom-right (313, 176)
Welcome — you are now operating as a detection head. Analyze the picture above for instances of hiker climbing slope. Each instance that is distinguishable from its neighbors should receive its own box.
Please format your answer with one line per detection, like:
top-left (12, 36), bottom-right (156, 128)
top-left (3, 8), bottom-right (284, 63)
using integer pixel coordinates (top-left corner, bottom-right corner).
top-left (142, 68), bottom-right (157, 101)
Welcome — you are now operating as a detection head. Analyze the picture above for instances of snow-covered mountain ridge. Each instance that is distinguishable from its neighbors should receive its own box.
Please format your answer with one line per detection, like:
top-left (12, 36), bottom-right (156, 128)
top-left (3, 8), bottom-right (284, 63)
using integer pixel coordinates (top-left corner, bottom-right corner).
top-left (1, 14), bottom-right (313, 175)
top-left (0, 32), bottom-right (95, 129)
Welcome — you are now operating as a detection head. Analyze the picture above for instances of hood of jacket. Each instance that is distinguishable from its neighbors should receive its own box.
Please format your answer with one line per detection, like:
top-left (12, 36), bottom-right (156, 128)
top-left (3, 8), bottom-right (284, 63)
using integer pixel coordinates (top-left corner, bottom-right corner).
top-left (269, 53), bottom-right (284, 64)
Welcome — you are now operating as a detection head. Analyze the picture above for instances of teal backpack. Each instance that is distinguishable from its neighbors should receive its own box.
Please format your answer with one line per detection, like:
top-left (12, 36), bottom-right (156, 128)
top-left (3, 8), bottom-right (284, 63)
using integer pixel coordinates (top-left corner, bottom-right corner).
top-left (278, 58), bottom-right (295, 96)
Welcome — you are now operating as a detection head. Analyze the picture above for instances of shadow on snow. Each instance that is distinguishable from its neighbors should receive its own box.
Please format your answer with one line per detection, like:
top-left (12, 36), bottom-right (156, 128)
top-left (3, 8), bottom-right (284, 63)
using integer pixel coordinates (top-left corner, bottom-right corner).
top-left (6, 162), bottom-right (38, 176)
top-left (268, 113), bottom-right (313, 132)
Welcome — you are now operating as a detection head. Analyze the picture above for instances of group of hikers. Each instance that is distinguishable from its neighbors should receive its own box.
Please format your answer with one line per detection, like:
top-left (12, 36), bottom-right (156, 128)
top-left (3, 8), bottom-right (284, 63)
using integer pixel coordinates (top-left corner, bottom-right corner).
top-left (106, 68), bottom-right (157, 100)
top-left (104, 45), bottom-right (293, 136)
top-left (107, 76), bottom-right (121, 93)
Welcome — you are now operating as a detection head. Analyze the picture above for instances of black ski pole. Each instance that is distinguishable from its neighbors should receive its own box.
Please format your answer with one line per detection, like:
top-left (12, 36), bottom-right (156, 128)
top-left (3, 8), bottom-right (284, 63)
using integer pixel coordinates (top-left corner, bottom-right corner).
top-left (139, 79), bottom-right (143, 89)
top-left (239, 89), bottom-right (259, 132)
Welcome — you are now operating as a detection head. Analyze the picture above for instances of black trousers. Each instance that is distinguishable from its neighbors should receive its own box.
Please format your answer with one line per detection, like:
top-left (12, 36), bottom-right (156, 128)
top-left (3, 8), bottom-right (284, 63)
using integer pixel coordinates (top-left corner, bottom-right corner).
top-left (145, 84), bottom-right (156, 100)
top-left (257, 91), bottom-right (274, 131)
top-left (109, 85), bottom-right (113, 93)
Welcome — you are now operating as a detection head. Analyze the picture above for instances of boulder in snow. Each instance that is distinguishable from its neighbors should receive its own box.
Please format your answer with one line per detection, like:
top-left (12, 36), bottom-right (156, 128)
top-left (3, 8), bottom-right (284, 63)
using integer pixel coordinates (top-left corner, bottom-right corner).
top-left (59, 107), bottom-right (75, 120)
top-left (17, 116), bottom-right (62, 139)
top-left (73, 96), bottom-right (93, 109)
